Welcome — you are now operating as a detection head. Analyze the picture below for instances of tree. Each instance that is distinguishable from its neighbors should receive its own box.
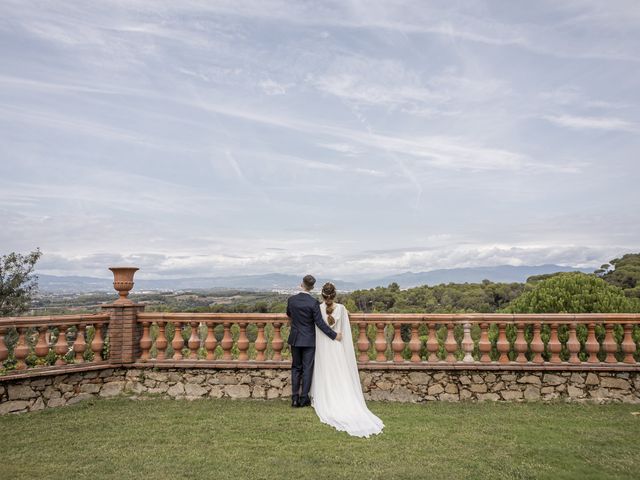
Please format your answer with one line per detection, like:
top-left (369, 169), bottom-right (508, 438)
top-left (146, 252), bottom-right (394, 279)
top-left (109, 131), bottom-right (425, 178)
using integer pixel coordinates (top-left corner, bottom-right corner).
top-left (0, 249), bottom-right (42, 316)
top-left (505, 272), bottom-right (640, 313)
top-left (348, 281), bottom-right (525, 313)
top-left (596, 253), bottom-right (640, 299)
top-left (525, 272), bottom-right (565, 284)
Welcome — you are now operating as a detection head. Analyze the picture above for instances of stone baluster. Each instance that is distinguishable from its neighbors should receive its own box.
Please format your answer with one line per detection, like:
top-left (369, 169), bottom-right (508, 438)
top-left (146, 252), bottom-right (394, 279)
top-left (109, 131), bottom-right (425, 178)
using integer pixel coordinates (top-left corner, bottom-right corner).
top-left (566, 323), bottom-right (581, 364)
top-left (204, 323), bottom-right (217, 360)
top-left (514, 323), bottom-right (528, 363)
top-left (585, 323), bottom-right (600, 363)
top-left (91, 323), bottom-right (104, 361)
top-left (621, 324), bottom-right (637, 364)
top-left (155, 321), bottom-right (168, 360)
top-left (478, 322), bottom-right (491, 362)
top-left (35, 326), bottom-right (50, 360)
top-left (444, 323), bottom-right (457, 362)
top-left (188, 321), bottom-right (200, 360)
top-left (391, 322), bottom-right (404, 362)
top-left (220, 322), bottom-right (233, 360)
top-left (73, 324), bottom-right (87, 363)
top-left (139, 321), bottom-right (152, 361)
top-left (0, 327), bottom-right (8, 364)
top-left (255, 322), bottom-right (267, 361)
top-left (496, 322), bottom-right (509, 363)
top-left (426, 323), bottom-right (440, 362)
top-left (271, 322), bottom-right (283, 361)
top-left (409, 324), bottom-right (421, 363)
top-left (14, 327), bottom-right (29, 370)
top-left (462, 322), bottom-right (474, 362)
top-left (54, 325), bottom-right (68, 366)
top-left (172, 321), bottom-right (185, 361)
top-left (530, 323), bottom-right (544, 364)
top-left (603, 323), bottom-right (618, 363)
top-left (237, 322), bottom-right (249, 361)
top-left (374, 323), bottom-right (387, 362)
top-left (357, 322), bottom-right (370, 362)
top-left (548, 323), bottom-right (562, 363)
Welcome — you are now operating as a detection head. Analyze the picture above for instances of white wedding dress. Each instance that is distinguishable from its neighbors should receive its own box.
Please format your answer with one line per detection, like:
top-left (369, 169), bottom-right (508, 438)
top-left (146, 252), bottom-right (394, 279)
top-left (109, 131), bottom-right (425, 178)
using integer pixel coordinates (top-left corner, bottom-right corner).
top-left (310, 302), bottom-right (384, 438)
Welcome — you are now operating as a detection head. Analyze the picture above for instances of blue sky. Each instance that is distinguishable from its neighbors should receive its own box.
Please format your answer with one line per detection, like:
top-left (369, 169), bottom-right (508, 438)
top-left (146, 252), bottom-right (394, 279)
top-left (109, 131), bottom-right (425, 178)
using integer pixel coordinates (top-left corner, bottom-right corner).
top-left (0, 1), bottom-right (638, 279)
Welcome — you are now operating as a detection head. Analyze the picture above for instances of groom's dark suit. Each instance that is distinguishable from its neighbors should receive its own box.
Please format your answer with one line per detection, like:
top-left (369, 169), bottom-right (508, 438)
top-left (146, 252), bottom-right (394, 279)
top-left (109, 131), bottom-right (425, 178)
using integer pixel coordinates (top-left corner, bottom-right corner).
top-left (287, 291), bottom-right (337, 406)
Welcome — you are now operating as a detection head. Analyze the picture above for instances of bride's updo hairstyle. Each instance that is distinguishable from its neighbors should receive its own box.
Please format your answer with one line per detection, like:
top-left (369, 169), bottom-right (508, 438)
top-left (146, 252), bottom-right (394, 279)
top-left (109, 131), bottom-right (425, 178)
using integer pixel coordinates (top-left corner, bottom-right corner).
top-left (321, 282), bottom-right (337, 326)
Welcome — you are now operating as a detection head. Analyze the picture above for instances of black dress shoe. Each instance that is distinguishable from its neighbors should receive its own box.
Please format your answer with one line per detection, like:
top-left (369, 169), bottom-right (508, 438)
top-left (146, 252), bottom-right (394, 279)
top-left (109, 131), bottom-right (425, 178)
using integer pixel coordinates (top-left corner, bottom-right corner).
top-left (298, 397), bottom-right (311, 407)
top-left (291, 395), bottom-right (300, 408)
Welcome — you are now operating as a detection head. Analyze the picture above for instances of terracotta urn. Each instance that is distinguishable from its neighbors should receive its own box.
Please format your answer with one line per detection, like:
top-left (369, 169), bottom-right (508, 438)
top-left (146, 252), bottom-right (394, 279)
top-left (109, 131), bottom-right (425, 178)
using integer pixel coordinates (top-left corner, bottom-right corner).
top-left (109, 267), bottom-right (139, 304)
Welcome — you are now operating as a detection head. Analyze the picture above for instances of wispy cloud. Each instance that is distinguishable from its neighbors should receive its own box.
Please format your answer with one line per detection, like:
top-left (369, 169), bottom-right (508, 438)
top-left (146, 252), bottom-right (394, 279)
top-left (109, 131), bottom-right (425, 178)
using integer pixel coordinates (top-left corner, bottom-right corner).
top-left (543, 114), bottom-right (637, 132)
top-left (311, 71), bottom-right (443, 108)
top-left (243, 151), bottom-right (385, 177)
top-left (224, 149), bottom-right (249, 182)
top-left (178, 98), bottom-right (542, 173)
top-left (128, 0), bottom-right (640, 60)
top-left (259, 79), bottom-right (292, 95)
top-left (0, 103), bottom-right (202, 152)
top-left (318, 143), bottom-right (362, 156)
top-left (538, 86), bottom-right (628, 110)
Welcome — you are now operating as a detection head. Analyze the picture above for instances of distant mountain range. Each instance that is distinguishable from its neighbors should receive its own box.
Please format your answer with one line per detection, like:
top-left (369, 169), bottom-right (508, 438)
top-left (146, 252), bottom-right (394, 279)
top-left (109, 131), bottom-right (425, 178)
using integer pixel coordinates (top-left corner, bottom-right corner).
top-left (362, 264), bottom-right (590, 289)
top-left (36, 264), bottom-right (591, 293)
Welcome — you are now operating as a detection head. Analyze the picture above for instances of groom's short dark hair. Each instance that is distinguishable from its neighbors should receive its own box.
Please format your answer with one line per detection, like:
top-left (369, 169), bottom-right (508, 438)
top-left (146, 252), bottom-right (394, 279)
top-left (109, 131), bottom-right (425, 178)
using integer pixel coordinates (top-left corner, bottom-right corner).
top-left (302, 275), bottom-right (316, 290)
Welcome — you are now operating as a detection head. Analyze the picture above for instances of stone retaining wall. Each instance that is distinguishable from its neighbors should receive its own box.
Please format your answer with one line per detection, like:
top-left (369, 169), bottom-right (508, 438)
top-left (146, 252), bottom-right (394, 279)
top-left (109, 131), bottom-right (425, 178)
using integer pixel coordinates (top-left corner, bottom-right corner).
top-left (1, 368), bottom-right (639, 414)
top-left (363, 370), bottom-right (640, 403)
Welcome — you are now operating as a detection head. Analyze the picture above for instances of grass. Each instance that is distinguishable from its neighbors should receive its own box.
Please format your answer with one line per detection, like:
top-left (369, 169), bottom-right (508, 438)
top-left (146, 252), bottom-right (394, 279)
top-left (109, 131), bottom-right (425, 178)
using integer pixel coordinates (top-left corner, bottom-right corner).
top-left (1, 398), bottom-right (639, 480)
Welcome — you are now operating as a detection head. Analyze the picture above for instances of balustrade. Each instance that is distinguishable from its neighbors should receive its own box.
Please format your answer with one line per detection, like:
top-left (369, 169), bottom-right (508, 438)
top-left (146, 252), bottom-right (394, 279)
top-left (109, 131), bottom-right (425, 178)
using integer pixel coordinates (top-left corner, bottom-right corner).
top-left (1, 312), bottom-right (638, 377)
top-left (129, 312), bottom-right (639, 370)
top-left (0, 314), bottom-right (111, 376)
top-left (134, 313), bottom-right (293, 363)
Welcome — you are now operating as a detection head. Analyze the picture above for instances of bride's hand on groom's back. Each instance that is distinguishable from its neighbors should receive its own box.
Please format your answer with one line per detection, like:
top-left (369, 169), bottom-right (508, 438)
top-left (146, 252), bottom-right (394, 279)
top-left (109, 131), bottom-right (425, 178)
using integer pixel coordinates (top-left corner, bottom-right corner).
top-left (335, 333), bottom-right (343, 341)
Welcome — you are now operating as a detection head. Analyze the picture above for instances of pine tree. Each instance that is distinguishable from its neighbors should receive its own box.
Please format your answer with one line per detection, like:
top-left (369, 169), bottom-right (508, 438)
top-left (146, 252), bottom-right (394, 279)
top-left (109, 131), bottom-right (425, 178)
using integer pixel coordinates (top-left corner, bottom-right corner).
top-left (505, 272), bottom-right (640, 313)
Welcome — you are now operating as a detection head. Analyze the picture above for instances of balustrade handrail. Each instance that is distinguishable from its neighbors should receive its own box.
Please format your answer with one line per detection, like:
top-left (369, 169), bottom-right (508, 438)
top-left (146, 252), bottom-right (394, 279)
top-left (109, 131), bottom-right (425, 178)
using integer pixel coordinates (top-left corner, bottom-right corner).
top-left (137, 312), bottom-right (285, 322)
top-left (2, 312), bottom-right (639, 328)
top-left (136, 312), bottom-right (640, 324)
top-left (0, 313), bottom-right (111, 328)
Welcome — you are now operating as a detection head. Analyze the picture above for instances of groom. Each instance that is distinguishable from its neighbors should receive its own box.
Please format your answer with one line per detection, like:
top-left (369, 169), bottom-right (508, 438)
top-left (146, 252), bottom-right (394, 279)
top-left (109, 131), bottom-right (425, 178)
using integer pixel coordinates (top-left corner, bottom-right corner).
top-left (286, 274), bottom-right (342, 407)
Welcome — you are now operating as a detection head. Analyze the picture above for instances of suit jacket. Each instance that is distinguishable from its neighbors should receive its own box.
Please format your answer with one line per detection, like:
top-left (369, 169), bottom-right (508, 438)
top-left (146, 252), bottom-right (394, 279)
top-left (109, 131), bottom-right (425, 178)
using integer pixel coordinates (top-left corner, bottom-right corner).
top-left (286, 292), bottom-right (337, 347)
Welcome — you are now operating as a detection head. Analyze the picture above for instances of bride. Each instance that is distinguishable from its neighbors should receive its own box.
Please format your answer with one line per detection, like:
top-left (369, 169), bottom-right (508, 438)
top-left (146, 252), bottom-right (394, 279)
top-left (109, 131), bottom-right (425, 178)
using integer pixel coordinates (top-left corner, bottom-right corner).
top-left (310, 282), bottom-right (384, 438)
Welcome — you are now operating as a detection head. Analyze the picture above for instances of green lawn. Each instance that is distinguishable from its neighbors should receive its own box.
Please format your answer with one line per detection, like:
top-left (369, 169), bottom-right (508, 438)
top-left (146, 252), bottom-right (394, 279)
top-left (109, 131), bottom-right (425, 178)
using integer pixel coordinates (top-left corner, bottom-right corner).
top-left (1, 398), bottom-right (639, 480)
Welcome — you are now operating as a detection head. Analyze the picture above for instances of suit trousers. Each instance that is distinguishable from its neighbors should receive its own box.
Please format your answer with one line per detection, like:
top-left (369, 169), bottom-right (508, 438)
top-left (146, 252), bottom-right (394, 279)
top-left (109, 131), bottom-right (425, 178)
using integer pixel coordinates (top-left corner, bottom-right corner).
top-left (290, 346), bottom-right (315, 402)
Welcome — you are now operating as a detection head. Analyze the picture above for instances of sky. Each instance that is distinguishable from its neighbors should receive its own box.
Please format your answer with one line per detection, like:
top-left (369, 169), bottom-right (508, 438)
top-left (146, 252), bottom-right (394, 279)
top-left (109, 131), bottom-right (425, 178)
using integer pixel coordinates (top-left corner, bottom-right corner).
top-left (0, 0), bottom-right (639, 280)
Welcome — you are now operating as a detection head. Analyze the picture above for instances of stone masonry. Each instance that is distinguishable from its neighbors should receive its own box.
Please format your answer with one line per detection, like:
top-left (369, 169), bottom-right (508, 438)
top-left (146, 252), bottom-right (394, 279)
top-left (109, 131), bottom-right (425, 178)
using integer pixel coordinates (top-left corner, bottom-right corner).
top-left (1, 368), bottom-right (639, 415)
